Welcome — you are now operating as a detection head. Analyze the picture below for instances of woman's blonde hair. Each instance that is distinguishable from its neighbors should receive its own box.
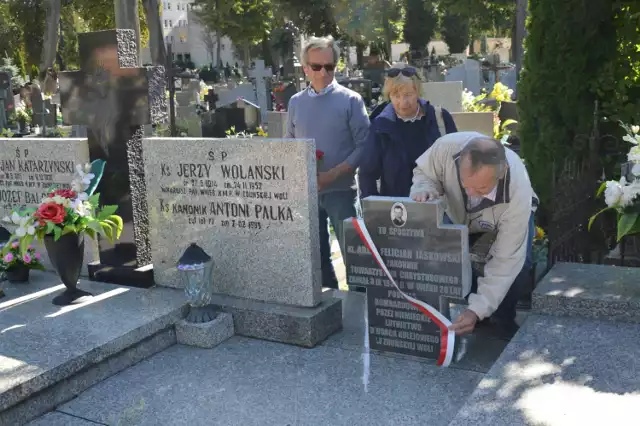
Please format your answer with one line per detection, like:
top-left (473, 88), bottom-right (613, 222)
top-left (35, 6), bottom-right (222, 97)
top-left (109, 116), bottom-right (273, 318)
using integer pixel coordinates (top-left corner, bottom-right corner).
top-left (381, 64), bottom-right (423, 101)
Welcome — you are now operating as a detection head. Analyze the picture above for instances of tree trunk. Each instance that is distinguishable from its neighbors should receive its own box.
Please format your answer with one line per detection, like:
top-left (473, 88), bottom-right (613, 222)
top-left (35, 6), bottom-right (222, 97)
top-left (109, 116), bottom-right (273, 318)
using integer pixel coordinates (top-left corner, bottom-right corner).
top-left (382, 0), bottom-right (393, 62)
top-left (40, 0), bottom-right (61, 80)
top-left (243, 43), bottom-right (250, 75)
top-left (142, 0), bottom-right (166, 65)
top-left (216, 33), bottom-right (222, 67)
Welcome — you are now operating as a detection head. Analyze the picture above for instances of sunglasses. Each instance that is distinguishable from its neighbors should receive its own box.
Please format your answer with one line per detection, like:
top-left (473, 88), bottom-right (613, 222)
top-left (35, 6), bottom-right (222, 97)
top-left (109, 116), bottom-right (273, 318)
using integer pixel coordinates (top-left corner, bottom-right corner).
top-left (386, 67), bottom-right (419, 78)
top-left (309, 63), bottom-right (336, 72)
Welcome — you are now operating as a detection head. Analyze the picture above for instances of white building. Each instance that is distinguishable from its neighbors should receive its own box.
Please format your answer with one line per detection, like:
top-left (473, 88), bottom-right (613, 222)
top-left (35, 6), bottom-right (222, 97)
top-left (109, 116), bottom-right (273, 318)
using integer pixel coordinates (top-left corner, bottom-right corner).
top-left (141, 0), bottom-right (240, 67)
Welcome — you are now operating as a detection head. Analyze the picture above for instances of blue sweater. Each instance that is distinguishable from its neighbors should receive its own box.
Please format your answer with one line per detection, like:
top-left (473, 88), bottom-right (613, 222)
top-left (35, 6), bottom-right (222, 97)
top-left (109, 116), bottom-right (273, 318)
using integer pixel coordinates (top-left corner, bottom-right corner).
top-left (359, 99), bottom-right (457, 198)
top-left (285, 84), bottom-right (370, 193)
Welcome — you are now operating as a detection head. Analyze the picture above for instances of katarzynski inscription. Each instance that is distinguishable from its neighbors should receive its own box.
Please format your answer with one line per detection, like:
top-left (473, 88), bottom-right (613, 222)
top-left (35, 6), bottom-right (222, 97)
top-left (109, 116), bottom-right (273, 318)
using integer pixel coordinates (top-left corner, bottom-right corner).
top-left (143, 137), bottom-right (322, 308)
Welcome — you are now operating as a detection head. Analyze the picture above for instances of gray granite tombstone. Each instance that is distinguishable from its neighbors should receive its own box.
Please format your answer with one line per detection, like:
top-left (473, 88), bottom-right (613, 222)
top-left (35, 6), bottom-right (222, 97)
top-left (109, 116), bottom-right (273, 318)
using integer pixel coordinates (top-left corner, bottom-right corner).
top-left (343, 197), bottom-right (471, 360)
top-left (44, 99), bottom-right (58, 128)
top-left (0, 138), bottom-right (99, 275)
top-left (0, 72), bottom-right (13, 118)
top-left (58, 29), bottom-right (166, 287)
top-left (30, 85), bottom-right (46, 130)
top-left (0, 88), bottom-right (7, 131)
top-left (142, 137), bottom-right (342, 347)
top-left (248, 60), bottom-right (271, 123)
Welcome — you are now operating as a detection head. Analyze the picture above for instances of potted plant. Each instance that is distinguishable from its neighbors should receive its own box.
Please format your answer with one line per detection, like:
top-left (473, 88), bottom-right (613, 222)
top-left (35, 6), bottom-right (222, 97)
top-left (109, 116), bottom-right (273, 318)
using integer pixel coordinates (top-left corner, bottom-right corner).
top-left (0, 240), bottom-right (45, 283)
top-left (1, 160), bottom-right (123, 305)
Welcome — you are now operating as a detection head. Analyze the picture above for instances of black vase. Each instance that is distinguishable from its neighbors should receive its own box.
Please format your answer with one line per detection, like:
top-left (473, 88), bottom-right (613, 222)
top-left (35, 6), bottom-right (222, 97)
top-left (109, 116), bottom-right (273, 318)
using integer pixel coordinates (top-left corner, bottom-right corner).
top-left (6, 263), bottom-right (30, 283)
top-left (44, 233), bottom-right (91, 305)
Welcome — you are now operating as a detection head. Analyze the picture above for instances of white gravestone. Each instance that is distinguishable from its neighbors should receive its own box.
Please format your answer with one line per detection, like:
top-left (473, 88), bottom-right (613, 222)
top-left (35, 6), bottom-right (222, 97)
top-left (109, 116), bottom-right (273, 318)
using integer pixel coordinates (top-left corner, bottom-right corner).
top-left (451, 112), bottom-right (494, 138)
top-left (422, 81), bottom-right (463, 113)
top-left (248, 60), bottom-right (272, 123)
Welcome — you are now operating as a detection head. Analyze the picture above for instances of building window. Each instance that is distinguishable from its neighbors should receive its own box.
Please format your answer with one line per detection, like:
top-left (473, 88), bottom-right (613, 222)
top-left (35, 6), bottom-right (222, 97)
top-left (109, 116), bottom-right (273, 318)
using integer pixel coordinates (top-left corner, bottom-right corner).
top-left (167, 2), bottom-right (171, 10)
top-left (185, 53), bottom-right (191, 62)
top-left (177, 54), bottom-right (183, 62)
top-left (164, 19), bottom-right (167, 27)
top-left (169, 20), bottom-right (173, 27)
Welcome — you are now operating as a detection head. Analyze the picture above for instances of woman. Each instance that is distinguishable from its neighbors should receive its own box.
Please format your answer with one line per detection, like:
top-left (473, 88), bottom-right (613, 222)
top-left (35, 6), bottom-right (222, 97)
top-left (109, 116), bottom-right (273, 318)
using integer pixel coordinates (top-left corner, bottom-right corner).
top-left (359, 64), bottom-right (457, 198)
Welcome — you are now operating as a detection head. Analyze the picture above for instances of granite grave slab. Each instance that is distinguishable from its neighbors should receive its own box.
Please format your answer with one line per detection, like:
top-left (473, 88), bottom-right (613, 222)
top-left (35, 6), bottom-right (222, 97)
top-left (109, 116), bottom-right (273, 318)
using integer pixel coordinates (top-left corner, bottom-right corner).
top-left (56, 336), bottom-right (483, 426)
top-left (449, 314), bottom-right (640, 426)
top-left (532, 262), bottom-right (640, 323)
top-left (266, 110), bottom-right (287, 138)
top-left (0, 271), bottom-right (185, 424)
top-left (0, 138), bottom-right (98, 276)
top-left (142, 137), bottom-right (341, 347)
top-left (343, 197), bottom-right (471, 361)
top-left (451, 111), bottom-right (494, 138)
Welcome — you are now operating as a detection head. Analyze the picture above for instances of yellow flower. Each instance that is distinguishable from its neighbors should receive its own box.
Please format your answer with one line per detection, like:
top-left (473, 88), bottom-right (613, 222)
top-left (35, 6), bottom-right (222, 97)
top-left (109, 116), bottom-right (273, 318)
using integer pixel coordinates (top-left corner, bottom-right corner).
top-left (534, 226), bottom-right (545, 241)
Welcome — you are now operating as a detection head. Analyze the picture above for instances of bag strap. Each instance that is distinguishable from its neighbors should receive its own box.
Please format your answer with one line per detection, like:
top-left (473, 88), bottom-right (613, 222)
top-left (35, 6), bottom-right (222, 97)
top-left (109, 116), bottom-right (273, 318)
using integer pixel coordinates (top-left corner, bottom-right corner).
top-left (433, 106), bottom-right (447, 136)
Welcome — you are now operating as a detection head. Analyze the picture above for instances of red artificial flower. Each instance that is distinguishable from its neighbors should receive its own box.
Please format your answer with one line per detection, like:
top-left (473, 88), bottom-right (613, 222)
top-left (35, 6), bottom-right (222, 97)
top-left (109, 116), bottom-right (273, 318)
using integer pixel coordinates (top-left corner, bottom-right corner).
top-left (316, 150), bottom-right (325, 161)
top-left (35, 202), bottom-right (66, 225)
top-left (49, 189), bottom-right (77, 199)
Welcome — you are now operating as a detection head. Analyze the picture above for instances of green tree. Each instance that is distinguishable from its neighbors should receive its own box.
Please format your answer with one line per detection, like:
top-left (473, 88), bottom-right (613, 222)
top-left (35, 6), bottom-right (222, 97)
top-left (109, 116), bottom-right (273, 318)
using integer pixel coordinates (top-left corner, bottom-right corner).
top-left (277, 0), bottom-right (338, 36)
top-left (8, 0), bottom-right (46, 68)
top-left (72, 0), bottom-right (149, 47)
top-left (441, 12), bottom-right (470, 54)
top-left (403, 0), bottom-right (437, 52)
top-left (223, 0), bottom-right (273, 71)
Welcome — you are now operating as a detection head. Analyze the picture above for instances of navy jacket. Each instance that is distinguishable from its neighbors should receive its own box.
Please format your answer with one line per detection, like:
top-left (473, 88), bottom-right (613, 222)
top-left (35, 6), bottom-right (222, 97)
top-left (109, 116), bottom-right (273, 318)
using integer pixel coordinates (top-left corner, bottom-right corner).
top-left (359, 99), bottom-right (457, 198)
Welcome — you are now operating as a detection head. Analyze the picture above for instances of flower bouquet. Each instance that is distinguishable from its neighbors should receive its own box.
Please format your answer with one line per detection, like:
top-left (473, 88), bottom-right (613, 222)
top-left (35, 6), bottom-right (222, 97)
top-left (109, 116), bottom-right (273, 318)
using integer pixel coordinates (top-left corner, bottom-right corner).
top-left (1, 160), bottom-right (123, 304)
top-left (589, 122), bottom-right (640, 241)
top-left (0, 240), bottom-right (44, 283)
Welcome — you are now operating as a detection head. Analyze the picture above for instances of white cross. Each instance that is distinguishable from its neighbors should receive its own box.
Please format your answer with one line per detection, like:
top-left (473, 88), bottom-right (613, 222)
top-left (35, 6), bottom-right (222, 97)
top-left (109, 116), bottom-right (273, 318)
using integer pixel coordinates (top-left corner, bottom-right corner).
top-left (249, 60), bottom-right (272, 124)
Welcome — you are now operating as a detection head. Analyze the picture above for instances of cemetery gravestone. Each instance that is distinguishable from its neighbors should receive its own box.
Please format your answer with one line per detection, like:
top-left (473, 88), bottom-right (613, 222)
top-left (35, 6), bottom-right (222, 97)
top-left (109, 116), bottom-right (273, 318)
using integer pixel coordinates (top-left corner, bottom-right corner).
top-left (143, 137), bottom-right (342, 346)
top-left (463, 59), bottom-right (482, 95)
top-left (0, 72), bottom-right (14, 117)
top-left (248, 60), bottom-right (272, 123)
top-left (0, 89), bottom-right (7, 131)
top-left (44, 99), bottom-right (58, 128)
top-left (217, 84), bottom-right (256, 108)
top-left (266, 111), bottom-right (287, 138)
top-left (0, 138), bottom-right (98, 275)
top-left (31, 85), bottom-right (45, 130)
top-left (422, 81), bottom-right (463, 113)
top-left (450, 112), bottom-right (494, 137)
top-left (339, 79), bottom-right (373, 106)
top-left (59, 29), bottom-right (166, 286)
top-left (343, 197), bottom-right (471, 360)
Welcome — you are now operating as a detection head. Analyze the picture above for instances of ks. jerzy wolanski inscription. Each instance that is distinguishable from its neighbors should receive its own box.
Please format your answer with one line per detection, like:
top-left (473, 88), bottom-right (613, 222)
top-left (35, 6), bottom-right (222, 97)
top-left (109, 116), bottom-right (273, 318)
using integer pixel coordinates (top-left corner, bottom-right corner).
top-left (344, 197), bottom-right (471, 360)
top-left (143, 137), bottom-right (322, 308)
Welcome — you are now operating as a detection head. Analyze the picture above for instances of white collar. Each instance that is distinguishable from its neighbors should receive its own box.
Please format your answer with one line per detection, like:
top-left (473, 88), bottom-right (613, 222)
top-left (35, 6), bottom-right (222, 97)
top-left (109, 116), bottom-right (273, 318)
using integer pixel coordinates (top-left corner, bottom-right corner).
top-left (307, 79), bottom-right (338, 97)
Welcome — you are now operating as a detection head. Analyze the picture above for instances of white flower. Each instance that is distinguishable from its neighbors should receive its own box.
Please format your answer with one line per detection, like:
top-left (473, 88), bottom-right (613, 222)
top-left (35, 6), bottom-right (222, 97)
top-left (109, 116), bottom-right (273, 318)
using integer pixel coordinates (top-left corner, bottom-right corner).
top-left (76, 192), bottom-right (89, 201)
top-left (604, 180), bottom-right (624, 207)
top-left (71, 199), bottom-right (90, 217)
top-left (629, 146), bottom-right (640, 163)
top-left (2, 216), bottom-right (10, 223)
top-left (9, 212), bottom-right (35, 237)
top-left (632, 125), bottom-right (639, 135)
top-left (621, 181), bottom-right (640, 207)
top-left (632, 163), bottom-right (640, 177)
top-left (623, 134), bottom-right (639, 145)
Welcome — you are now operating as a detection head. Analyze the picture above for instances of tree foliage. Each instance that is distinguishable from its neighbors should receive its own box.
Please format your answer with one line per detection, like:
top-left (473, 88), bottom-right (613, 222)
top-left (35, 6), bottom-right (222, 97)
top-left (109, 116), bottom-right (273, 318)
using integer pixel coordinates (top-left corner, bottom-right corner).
top-left (403, 0), bottom-right (437, 52)
top-left (518, 0), bottom-right (617, 211)
top-left (441, 12), bottom-right (470, 54)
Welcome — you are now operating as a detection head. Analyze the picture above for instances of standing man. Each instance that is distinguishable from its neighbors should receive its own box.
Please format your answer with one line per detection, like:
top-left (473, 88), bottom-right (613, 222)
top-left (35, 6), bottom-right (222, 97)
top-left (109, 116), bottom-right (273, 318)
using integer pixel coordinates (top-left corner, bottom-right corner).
top-left (285, 36), bottom-right (370, 289)
top-left (411, 132), bottom-right (538, 338)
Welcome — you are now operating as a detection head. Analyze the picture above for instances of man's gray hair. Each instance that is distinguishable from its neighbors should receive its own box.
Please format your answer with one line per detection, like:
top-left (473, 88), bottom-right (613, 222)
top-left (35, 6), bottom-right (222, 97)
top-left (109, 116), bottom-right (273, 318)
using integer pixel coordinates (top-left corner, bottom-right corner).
top-left (301, 36), bottom-right (340, 66)
top-left (459, 136), bottom-right (507, 175)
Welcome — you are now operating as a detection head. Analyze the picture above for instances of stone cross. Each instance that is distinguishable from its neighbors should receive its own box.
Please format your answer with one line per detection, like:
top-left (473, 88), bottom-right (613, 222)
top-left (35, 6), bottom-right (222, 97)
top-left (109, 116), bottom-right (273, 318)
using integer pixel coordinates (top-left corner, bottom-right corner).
top-left (248, 60), bottom-right (272, 123)
top-left (343, 197), bottom-right (471, 361)
top-left (58, 29), bottom-right (166, 285)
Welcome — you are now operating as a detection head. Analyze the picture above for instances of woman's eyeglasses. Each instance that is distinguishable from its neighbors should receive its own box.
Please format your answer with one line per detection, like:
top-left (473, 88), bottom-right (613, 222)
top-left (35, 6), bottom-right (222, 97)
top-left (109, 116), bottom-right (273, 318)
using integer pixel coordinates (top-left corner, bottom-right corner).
top-left (386, 67), bottom-right (419, 78)
top-left (309, 63), bottom-right (336, 72)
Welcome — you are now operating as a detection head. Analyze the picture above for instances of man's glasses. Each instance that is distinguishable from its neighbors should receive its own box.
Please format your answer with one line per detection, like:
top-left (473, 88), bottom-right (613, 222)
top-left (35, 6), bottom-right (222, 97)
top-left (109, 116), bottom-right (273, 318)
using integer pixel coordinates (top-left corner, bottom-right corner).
top-left (386, 67), bottom-right (419, 78)
top-left (309, 63), bottom-right (336, 72)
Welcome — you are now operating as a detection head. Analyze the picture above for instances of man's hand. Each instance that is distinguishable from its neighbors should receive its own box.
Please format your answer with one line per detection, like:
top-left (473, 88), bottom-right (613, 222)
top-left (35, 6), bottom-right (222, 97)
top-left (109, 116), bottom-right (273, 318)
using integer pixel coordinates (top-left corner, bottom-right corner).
top-left (449, 309), bottom-right (479, 336)
top-left (411, 190), bottom-right (440, 202)
top-left (318, 170), bottom-right (337, 191)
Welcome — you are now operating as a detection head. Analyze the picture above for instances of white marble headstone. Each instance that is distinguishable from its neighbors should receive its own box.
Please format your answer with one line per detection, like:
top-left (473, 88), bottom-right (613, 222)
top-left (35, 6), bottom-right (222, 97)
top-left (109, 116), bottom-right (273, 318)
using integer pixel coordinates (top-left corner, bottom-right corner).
top-left (143, 137), bottom-right (322, 307)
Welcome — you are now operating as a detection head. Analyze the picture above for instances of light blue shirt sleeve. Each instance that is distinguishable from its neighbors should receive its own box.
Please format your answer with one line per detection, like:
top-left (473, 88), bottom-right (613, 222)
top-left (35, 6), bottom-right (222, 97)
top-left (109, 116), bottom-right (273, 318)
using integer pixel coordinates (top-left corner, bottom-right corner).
top-left (284, 97), bottom-right (295, 138)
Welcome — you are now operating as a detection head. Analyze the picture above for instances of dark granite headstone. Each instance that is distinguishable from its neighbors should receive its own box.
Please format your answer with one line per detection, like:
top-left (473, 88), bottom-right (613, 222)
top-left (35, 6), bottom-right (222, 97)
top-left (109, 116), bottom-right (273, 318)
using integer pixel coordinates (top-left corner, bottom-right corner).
top-left (343, 197), bottom-right (471, 360)
top-left (0, 72), bottom-right (14, 116)
top-left (58, 29), bottom-right (166, 287)
top-left (201, 103), bottom-right (250, 137)
top-left (339, 78), bottom-right (373, 105)
top-left (44, 99), bottom-right (58, 128)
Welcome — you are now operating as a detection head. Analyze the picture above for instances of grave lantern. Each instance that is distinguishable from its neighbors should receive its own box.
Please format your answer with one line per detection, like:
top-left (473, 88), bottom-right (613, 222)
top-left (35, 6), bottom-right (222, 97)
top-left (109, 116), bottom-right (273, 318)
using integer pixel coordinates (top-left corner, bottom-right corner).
top-left (177, 243), bottom-right (218, 323)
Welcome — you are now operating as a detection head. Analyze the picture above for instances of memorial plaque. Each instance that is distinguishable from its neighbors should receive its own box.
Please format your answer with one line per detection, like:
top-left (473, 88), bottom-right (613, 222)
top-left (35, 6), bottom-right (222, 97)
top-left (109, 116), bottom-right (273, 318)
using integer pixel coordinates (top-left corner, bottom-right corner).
top-left (344, 197), bottom-right (471, 360)
top-left (143, 137), bottom-right (322, 308)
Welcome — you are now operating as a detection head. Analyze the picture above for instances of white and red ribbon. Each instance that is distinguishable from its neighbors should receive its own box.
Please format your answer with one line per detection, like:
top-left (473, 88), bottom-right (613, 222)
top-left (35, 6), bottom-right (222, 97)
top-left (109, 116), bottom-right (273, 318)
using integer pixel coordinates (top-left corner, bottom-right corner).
top-left (352, 217), bottom-right (456, 367)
